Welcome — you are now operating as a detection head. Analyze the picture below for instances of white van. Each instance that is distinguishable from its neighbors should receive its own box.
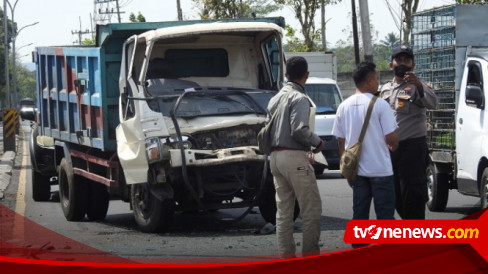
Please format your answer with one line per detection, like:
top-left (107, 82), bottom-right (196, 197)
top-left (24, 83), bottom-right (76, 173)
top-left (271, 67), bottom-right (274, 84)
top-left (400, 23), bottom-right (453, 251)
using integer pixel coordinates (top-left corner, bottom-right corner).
top-left (305, 77), bottom-right (344, 174)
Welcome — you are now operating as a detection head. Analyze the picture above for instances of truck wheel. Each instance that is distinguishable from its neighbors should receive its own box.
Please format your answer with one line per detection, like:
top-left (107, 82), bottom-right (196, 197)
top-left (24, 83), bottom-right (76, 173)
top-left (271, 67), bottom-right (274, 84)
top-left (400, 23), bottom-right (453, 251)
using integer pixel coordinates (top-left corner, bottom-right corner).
top-left (58, 158), bottom-right (87, 221)
top-left (31, 168), bottom-right (51, 201)
top-left (259, 177), bottom-right (300, 225)
top-left (426, 162), bottom-right (449, 212)
top-left (314, 166), bottom-right (325, 176)
top-left (480, 168), bottom-right (488, 210)
top-left (327, 164), bottom-right (340, 170)
top-left (131, 183), bottom-right (175, 233)
top-left (86, 180), bottom-right (110, 221)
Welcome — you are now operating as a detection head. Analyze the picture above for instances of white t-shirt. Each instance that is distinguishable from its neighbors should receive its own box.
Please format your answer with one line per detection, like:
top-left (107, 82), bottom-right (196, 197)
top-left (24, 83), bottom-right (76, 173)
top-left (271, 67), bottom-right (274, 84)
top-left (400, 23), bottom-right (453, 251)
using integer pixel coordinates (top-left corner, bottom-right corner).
top-left (332, 93), bottom-right (398, 177)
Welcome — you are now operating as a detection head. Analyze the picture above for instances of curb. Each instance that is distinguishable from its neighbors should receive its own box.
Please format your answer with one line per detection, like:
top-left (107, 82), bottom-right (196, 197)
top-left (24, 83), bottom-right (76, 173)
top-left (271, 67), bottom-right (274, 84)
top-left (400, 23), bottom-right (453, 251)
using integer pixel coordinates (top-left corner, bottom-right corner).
top-left (0, 151), bottom-right (16, 199)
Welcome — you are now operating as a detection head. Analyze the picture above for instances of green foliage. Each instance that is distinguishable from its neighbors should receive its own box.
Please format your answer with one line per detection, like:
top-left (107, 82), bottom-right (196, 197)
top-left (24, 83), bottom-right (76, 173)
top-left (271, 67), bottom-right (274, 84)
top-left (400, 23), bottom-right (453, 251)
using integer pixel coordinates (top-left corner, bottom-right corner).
top-left (129, 12), bottom-right (146, 22)
top-left (380, 32), bottom-right (400, 50)
top-left (16, 65), bottom-right (36, 101)
top-left (330, 32), bottom-right (398, 73)
top-left (192, 0), bottom-right (283, 19)
top-left (284, 24), bottom-right (311, 52)
top-left (82, 37), bottom-right (96, 46)
top-left (284, 0), bottom-right (342, 52)
top-left (0, 7), bottom-right (16, 105)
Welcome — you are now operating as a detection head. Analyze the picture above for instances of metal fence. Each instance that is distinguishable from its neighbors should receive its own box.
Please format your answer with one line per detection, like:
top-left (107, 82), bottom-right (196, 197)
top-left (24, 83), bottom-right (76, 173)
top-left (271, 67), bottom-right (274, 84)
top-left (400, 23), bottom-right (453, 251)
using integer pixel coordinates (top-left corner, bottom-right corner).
top-left (411, 5), bottom-right (456, 152)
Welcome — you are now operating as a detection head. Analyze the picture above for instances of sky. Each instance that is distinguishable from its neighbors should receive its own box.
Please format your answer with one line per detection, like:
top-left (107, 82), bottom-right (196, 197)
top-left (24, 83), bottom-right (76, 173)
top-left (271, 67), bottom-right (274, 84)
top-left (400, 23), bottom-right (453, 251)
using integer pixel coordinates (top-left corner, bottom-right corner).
top-left (7, 0), bottom-right (456, 64)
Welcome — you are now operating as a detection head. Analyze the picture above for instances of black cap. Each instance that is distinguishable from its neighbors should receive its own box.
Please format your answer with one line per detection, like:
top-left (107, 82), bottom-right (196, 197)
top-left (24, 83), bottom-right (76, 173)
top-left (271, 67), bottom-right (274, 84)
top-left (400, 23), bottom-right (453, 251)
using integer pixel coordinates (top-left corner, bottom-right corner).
top-left (391, 45), bottom-right (414, 61)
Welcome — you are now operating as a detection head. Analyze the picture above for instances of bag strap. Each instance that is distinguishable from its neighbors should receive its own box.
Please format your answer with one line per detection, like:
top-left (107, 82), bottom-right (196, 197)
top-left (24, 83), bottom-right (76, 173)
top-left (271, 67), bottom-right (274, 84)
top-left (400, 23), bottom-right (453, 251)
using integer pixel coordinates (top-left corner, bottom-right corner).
top-left (358, 96), bottom-right (378, 143)
top-left (267, 91), bottom-right (292, 126)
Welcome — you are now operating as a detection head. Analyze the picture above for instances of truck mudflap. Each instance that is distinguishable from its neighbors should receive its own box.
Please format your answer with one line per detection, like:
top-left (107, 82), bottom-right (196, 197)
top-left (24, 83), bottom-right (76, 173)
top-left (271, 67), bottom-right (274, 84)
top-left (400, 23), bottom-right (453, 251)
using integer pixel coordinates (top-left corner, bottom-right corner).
top-left (168, 146), bottom-right (265, 167)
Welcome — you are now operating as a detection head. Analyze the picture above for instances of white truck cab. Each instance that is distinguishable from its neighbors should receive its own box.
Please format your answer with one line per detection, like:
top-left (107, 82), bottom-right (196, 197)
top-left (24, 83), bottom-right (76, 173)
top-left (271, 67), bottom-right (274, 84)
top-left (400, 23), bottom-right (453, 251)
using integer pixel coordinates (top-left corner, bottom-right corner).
top-left (305, 77), bottom-right (343, 173)
top-left (455, 51), bottom-right (488, 208)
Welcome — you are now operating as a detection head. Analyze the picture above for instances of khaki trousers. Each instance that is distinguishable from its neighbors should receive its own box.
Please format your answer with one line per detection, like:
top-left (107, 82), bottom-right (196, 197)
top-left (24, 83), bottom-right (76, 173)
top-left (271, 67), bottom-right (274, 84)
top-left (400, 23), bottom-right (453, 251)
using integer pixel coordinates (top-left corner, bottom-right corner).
top-left (270, 150), bottom-right (322, 256)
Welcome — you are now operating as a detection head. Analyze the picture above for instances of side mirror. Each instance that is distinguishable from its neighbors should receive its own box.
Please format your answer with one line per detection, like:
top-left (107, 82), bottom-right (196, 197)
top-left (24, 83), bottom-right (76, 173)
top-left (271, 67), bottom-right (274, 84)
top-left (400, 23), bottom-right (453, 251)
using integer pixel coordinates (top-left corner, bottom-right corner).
top-left (20, 107), bottom-right (37, 122)
top-left (465, 85), bottom-right (484, 109)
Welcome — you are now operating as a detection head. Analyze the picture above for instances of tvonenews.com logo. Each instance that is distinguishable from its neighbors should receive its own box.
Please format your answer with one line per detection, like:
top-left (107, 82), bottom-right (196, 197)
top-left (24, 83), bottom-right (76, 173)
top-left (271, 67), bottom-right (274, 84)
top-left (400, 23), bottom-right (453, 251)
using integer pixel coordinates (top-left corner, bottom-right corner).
top-left (353, 225), bottom-right (479, 240)
top-left (342, 211), bottom-right (488, 261)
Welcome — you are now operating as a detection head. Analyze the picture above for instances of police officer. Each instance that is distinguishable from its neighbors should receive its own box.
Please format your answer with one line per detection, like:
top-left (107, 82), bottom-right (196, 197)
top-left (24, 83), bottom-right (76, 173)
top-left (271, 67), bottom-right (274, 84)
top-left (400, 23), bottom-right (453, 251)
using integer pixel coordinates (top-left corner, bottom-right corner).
top-left (380, 45), bottom-right (438, 219)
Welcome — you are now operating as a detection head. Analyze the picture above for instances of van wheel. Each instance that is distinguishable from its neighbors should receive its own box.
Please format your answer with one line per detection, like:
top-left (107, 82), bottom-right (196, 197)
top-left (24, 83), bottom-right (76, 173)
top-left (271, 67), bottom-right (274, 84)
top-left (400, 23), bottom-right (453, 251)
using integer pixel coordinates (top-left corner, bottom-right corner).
top-left (480, 168), bottom-right (488, 210)
top-left (426, 162), bottom-right (449, 212)
top-left (58, 158), bottom-right (87, 221)
top-left (32, 168), bottom-right (51, 201)
top-left (258, 176), bottom-right (300, 225)
top-left (131, 183), bottom-right (175, 233)
top-left (86, 180), bottom-right (110, 221)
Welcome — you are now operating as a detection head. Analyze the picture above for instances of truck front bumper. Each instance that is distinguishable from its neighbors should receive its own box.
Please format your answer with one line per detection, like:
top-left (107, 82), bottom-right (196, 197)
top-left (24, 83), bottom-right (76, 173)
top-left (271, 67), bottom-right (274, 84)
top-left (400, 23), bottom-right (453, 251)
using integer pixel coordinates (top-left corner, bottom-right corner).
top-left (168, 146), bottom-right (265, 167)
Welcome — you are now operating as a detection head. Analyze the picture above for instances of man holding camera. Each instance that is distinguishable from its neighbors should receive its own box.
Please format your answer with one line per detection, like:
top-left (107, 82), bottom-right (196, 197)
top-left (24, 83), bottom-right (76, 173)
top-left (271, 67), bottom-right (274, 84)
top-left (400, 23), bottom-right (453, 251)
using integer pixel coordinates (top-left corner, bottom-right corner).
top-left (380, 45), bottom-right (438, 220)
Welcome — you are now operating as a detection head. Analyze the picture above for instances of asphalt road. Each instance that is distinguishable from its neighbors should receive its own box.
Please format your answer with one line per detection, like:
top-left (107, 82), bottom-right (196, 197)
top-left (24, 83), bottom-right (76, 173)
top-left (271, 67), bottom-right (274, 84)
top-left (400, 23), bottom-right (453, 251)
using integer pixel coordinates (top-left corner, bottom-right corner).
top-left (0, 121), bottom-right (482, 261)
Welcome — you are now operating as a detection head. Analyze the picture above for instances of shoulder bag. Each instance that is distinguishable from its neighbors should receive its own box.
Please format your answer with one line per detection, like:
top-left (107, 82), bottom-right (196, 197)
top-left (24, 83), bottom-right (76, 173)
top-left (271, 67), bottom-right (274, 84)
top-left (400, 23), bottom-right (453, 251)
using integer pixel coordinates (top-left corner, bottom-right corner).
top-left (340, 96), bottom-right (378, 182)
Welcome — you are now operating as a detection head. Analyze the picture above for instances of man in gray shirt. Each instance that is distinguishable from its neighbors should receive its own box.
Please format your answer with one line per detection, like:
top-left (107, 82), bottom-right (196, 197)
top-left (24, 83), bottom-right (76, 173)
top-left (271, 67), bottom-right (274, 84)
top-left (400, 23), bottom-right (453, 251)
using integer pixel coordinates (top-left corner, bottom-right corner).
top-left (267, 56), bottom-right (325, 257)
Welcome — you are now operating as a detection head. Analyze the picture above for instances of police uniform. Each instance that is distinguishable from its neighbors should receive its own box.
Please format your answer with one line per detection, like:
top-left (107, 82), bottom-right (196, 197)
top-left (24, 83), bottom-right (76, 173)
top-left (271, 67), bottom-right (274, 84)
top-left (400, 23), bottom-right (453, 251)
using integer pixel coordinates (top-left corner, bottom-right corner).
top-left (380, 79), bottom-right (437, 219)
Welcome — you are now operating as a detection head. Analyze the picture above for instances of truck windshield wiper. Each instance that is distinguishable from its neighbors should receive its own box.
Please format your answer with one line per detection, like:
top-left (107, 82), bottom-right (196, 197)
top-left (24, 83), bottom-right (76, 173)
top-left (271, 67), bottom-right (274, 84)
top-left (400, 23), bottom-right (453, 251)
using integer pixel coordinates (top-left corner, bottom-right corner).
top-left (213, 95), bottom-right (258, 114)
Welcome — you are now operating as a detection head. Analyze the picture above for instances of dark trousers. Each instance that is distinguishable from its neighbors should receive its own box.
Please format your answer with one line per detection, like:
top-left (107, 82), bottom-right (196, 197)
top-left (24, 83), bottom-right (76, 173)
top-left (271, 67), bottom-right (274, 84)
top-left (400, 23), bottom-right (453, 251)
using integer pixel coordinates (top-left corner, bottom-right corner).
top-left (391, 137), bottom-right (429, 219)
top-left (352, 175), bottom-right (396, 220)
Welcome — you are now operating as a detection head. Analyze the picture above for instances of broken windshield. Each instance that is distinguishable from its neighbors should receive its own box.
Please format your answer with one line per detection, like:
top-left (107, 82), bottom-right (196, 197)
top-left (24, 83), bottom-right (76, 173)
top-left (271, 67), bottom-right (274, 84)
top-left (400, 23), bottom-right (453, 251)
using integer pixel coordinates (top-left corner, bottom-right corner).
top-left (147, 88), bottom-right (274, 118)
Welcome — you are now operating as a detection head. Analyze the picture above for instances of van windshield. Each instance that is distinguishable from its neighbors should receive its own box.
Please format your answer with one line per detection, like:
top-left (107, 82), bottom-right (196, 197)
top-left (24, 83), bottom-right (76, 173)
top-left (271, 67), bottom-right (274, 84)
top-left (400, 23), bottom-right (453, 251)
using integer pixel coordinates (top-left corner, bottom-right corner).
top-left (305, 83), bottom-right (342, 114)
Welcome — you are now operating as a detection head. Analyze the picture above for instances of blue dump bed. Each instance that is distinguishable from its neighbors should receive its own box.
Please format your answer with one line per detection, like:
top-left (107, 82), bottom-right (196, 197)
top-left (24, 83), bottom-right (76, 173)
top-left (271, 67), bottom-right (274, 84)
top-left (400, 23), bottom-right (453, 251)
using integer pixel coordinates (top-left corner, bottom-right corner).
top-left (35, 18), bottom-right (285, 152)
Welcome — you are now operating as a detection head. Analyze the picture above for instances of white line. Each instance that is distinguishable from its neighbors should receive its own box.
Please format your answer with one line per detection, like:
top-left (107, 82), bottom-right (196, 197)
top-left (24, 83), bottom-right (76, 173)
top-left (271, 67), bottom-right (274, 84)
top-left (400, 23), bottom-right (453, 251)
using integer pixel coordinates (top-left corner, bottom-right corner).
top-left (15, 129), bottom-right (28, 216)
top-left (12, 127), bottom-right (28, 240)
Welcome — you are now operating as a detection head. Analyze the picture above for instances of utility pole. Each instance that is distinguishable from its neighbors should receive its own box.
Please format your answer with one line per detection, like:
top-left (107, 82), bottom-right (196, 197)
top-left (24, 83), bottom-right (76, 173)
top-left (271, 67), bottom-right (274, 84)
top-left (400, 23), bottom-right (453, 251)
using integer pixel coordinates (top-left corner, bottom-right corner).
top-left (11, 21), bottom-right (38, 107)
top-left (115, 0), bottom-right (121, 23)
top-left (96, 0), bottom-right (124, 23)
top-left (358, 0), bottom-right (373, 62)
top-left (351, 0), bottom-right (360, 65)
top-left (176, 0), bottom-right (183, 21)
top-left (71, 17), bottom-right (92, 45)
top-left (3, 0), bottom-right (10, 107)
top-left (321, 0), bottom-right (326, 51)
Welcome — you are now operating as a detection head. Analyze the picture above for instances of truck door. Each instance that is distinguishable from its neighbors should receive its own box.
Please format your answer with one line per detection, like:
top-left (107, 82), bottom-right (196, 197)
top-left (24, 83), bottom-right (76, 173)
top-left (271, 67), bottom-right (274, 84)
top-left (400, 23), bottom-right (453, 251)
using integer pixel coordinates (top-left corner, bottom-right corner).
top-left (115, 36), bottom-right (149, 185)
top-left (456, 60), bottom-right (485, 194)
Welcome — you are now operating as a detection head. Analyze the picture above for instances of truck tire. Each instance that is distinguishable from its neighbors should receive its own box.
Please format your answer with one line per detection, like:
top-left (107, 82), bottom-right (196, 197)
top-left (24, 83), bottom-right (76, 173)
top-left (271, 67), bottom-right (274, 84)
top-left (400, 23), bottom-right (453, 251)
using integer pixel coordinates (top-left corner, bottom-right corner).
top-left (426, 162), bottom-right (449, 212)
top-left (314, 166), bottom-right (325, 176)
top-left (86, 180), bottom-right (110, 221)
top-left (259, 177), bottom-right (300, 225)
top-left (59, 158), bottom-right (87, 221)
top-left (131, 183), bottom-right (175, 233)
top-left (480, 168), bottom-right (488, 210)
top-left (31, 168), bottom-right (51, 201)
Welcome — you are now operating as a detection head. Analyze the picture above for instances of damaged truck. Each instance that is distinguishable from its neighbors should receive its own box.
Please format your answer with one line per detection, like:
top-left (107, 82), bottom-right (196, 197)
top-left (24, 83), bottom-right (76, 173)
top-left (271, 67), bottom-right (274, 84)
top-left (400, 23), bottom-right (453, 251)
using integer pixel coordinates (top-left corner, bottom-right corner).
top-left (22, 18), bottom-right (299, 232)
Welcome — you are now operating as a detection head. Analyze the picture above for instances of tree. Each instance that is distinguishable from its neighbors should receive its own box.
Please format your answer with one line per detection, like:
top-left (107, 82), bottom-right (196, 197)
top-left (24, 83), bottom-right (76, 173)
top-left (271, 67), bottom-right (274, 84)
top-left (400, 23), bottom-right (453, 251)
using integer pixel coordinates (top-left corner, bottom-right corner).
top-left (281, 0), bottom-right (341, 52)
top-left (380, 32), bottom-right (400, 50)
top-left (16, 64), bottom-right (36, 101)
top-left (192, 0), bottom-right (283, 19)
top-left (82, 37), bottom-right (95, 45)
top-left (0, 7), bottom-right (16, 106)
top-left (284, 24), bottom-right (312, 52)
top-left (401, 0), bottom-right (420, 45)
top-left (129, 12), bottom-right (146, 22)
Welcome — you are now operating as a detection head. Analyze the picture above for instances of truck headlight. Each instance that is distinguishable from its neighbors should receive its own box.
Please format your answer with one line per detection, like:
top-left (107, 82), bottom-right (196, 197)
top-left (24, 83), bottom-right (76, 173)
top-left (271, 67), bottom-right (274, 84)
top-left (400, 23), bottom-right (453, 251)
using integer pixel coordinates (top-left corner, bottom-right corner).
top-left (146, 136), bottom-right (192, 163)
top-left (145, 137), bottom-right (162, 163)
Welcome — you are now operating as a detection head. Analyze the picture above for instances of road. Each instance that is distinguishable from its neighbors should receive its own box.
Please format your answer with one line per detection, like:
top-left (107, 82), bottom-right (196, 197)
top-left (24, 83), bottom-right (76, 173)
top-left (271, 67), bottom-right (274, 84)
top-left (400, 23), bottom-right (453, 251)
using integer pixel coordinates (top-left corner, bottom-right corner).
top-left (0, 121), bottom-right (482, 260)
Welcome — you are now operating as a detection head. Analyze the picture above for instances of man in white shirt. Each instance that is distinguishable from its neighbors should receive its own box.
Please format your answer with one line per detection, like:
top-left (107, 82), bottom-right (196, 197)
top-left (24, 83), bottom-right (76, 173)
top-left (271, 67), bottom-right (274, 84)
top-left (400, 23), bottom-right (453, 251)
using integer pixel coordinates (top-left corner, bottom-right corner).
top-left (332, 62), bottom-right (399, 222)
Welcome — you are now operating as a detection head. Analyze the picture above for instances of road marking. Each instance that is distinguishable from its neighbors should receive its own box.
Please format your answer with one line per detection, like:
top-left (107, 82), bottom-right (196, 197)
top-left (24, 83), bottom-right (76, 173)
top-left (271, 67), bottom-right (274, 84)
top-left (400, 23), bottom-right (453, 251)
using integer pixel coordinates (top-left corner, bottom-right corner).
top-left (15, 136), bottom-right (27, 216)
top-left (13, 128), bottom-right (28, 240)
